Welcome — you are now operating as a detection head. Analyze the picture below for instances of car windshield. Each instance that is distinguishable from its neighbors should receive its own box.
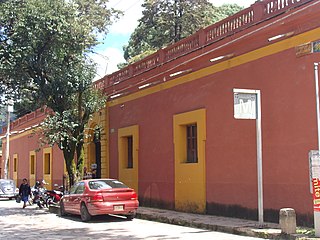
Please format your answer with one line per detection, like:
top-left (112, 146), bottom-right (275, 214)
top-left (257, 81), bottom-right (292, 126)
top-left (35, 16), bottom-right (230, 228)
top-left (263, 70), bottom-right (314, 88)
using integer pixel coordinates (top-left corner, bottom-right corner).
top-left (0, 180), bottom-right (14, 186)
top-left (88, 180), bottom-right (128, 190)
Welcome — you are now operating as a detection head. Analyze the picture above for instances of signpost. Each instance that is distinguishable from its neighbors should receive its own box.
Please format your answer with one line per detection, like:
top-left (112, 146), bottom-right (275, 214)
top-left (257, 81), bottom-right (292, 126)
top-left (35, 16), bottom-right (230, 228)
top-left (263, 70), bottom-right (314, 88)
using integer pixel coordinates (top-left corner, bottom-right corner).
top-left (233, 88), bottom-right (263, 225)
top-left (313, 63), bottom-right (320, 236)
top-left (309, 150), bottom-right (320, 236)
top-left (4, 102), bottom-right (13, 180)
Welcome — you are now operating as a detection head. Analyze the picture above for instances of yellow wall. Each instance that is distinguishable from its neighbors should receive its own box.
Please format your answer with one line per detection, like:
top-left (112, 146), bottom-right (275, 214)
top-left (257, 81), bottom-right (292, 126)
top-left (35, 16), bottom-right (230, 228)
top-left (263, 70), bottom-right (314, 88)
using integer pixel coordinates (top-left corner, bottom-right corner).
top-left (43, 147), bottom-right (52, 190)
top-left (118, 125), bottom-right (139, 192)
top-left (29, 151), bottom-right (36, 187)
top-left (174, 109), bottom-right (206, 213)
top-left (84, 107), bottom-right (109, 178)
top-left (13, 154), bottom-right (18, 184)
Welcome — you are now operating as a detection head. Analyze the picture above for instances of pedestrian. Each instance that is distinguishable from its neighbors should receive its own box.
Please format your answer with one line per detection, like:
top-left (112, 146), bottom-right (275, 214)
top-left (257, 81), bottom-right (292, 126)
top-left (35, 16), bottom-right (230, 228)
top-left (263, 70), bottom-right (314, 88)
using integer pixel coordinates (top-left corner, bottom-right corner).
top-left (19, 178), bottom-right (31, 209)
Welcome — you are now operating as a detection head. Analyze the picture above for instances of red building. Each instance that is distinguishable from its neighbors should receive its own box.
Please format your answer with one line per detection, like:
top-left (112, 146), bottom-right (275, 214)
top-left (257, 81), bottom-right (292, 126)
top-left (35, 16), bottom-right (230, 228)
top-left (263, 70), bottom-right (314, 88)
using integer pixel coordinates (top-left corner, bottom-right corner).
top-left (96, 0), bottom-right (320, 226)
top-left (2, 0), bottom-right (320, 226)
top-left (1, 108), bottom-right (65, 190)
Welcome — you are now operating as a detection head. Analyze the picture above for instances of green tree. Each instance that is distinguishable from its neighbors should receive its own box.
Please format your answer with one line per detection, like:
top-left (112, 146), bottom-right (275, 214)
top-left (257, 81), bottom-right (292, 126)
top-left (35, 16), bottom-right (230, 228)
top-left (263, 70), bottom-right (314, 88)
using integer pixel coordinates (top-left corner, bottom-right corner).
top-left (122, 0), bottom-right (243, 64)
top-left (0, 0), bottom-right (120, 185)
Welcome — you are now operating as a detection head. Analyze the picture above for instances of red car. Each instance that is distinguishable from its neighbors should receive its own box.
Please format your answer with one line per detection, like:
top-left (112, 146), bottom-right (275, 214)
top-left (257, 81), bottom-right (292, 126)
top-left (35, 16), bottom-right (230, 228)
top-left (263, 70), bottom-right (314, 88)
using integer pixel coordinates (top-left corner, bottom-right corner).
top-left (59, 179), bottom-right (139, 221)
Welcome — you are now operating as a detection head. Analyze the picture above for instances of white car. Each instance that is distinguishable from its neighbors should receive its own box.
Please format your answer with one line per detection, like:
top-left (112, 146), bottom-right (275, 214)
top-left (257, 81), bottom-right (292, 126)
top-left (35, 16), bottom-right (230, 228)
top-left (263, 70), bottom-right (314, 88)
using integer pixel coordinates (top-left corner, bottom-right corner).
top-left (0, 179), bottom-right (18, 200)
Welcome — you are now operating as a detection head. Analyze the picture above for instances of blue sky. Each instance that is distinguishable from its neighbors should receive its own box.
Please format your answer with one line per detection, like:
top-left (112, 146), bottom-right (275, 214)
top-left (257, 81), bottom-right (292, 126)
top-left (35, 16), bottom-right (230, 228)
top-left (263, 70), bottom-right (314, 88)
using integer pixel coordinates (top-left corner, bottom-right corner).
top-left (92, 0), bottom-right (255, 80)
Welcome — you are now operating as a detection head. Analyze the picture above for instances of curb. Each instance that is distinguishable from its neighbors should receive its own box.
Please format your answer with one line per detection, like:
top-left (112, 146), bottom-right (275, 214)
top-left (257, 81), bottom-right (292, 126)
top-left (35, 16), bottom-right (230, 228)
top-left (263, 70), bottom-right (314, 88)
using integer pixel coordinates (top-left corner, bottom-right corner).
top-left (49, 205), bottom-right (316, 240)
top-left (136, 212), bottom-right (313, 240)
top-left (136, 212), bottom-right (274, 239)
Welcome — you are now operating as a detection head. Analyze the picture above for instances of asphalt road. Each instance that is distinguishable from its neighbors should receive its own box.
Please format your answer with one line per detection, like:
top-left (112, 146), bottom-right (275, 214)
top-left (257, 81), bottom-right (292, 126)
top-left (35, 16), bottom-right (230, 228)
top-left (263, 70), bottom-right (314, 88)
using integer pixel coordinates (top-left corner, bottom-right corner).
top-left (0, 199), bottom-right (267, 240)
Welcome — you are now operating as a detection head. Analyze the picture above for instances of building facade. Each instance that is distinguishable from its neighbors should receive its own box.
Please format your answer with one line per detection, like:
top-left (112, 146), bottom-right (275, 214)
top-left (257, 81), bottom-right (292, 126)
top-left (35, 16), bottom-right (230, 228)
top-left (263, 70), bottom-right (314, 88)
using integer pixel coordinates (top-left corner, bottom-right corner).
top-left (1, 108), bottom-right (65, 189)
top-left (95, 0), bottom-right (320, 225)
top-left (2, 0), bottom-right (320, 226)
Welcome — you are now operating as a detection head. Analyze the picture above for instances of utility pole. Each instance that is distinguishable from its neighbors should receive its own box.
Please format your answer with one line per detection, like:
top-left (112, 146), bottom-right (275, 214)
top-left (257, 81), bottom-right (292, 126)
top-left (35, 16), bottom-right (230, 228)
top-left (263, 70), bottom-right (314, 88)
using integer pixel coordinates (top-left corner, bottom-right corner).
top-left (4, 102), bottom-right (13, 179)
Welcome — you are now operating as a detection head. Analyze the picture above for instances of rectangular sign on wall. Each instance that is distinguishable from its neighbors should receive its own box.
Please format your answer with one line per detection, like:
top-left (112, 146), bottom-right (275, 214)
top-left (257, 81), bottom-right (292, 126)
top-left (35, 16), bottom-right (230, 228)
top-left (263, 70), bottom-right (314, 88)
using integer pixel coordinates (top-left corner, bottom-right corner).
top-left (234, 92), bottom-right (257, 119)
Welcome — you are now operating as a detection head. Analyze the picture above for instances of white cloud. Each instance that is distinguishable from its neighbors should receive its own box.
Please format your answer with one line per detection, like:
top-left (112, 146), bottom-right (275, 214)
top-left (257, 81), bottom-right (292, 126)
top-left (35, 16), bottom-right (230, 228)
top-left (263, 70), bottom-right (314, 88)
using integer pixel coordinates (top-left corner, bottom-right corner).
top-left (108, 0), bottom-right (143, 35)
top-left (92, 47), bottom-right (125, 81)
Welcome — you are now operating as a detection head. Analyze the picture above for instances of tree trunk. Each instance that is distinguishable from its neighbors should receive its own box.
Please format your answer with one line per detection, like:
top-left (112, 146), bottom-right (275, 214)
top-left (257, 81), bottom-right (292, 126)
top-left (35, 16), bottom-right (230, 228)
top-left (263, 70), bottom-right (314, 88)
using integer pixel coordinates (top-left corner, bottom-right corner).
top-left (76, 144), bottom-right (84, 179)
top-left (62, 145), bottom-right (76, 189)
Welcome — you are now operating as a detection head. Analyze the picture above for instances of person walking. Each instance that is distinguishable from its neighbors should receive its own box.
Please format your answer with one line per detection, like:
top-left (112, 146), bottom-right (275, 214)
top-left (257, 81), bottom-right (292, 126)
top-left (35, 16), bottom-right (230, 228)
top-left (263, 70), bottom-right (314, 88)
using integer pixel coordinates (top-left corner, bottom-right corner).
top-left (19, 178), bottom-right (31, 208)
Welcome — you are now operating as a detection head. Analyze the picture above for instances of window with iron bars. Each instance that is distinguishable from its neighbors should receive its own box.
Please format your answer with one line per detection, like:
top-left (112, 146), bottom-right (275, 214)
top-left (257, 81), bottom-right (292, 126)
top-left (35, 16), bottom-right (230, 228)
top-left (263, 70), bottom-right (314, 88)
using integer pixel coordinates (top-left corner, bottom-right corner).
top-left (186, 124), bottom-right (198, 163)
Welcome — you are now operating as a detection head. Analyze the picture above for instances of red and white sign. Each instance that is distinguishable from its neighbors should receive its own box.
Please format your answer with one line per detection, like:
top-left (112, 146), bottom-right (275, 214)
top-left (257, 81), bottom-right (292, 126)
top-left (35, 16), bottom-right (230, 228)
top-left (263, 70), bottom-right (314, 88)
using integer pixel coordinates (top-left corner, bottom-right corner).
top-left (313, 178), bottom-right (320, 212)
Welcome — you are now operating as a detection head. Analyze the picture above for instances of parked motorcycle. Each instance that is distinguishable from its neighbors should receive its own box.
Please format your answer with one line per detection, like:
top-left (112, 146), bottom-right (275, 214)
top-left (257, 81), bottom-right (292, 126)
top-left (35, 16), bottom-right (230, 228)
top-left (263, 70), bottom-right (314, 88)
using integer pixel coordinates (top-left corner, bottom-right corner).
top-left (30, 181), bottom-right (47, 208)
top-left (32, 187), bottom-right (46, 208)
top-left (45, 185), bottom-right (64, 207)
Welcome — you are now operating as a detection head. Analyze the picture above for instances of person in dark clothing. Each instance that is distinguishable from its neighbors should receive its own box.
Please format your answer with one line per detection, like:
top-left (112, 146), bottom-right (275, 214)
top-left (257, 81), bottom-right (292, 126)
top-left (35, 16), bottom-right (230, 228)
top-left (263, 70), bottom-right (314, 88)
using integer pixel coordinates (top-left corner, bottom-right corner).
top-left (19, 178), bottom-right (31, 208)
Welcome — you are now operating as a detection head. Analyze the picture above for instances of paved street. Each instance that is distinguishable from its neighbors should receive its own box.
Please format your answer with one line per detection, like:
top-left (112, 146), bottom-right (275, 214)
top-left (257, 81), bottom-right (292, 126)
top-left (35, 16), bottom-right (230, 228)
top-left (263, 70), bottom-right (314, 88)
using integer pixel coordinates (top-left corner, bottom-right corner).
top-left (0, 199), bottom-right (268, 240)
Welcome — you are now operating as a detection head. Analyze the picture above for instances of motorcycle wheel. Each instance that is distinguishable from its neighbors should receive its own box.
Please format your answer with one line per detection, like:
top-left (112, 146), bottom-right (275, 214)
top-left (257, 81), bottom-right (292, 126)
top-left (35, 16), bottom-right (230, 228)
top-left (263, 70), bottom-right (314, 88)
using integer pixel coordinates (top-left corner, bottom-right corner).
top-left (46, 197), bottom-right (54, 207)
top-left (37, 199), bottom-right (45, 208)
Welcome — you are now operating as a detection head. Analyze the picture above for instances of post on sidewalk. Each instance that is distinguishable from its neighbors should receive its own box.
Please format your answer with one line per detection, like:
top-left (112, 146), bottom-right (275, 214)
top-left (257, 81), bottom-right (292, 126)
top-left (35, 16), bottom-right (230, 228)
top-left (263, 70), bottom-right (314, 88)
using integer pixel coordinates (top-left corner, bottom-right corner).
top-left (309, 150), bottom-right (320, 237)
top-left (312, 62), bottom-right (320, 237)
top-left (233, 88), bottom-right (264, 225)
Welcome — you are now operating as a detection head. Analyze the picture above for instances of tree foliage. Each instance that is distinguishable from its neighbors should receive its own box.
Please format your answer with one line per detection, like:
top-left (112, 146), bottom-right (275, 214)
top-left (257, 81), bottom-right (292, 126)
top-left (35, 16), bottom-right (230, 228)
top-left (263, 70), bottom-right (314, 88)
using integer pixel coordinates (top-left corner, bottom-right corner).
top-left (0, 0), bottom-right (120, 186)
top-left (122, 0), bottom-right (243, 64)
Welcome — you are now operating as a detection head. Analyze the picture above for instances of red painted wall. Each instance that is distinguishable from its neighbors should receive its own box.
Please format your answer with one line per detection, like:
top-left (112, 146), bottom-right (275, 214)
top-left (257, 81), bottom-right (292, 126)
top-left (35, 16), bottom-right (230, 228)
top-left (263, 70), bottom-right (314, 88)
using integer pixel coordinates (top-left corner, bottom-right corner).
top-left (9, 134), bottom-right (64, 186)
top-left (106, 1), bottom-right (320, 224)
top-left (108, 49), bottom-right (317, 221)
top-left (2, 108), bottom-right (64, 187)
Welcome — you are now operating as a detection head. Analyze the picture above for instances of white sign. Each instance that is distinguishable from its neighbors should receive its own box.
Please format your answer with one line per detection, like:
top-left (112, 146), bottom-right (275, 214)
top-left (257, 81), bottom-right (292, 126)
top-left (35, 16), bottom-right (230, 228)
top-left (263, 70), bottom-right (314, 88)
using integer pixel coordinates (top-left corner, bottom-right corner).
top-left (234, 92), bottom-right (257, 119)
top-left (310, 150), bottom-right (320, 193)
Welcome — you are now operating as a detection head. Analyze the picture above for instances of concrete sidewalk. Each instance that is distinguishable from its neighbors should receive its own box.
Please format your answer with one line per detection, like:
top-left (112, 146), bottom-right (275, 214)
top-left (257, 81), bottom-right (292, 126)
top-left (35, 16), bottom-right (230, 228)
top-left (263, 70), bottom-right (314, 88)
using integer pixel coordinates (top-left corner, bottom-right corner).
top-left (49, 205), bottom-right (316, 239)
top-left (136, 207), bottom-right (315, 240)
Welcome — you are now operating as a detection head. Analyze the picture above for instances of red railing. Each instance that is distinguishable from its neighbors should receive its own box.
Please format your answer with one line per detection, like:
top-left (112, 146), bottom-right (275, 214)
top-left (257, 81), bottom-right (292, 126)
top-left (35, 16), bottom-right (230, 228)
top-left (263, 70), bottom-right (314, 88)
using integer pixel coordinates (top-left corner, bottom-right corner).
top-left (266, 0), bottom-right (304, 15)
top-left (132, 52), bottom-right (160, 76)
top-left (164, 34), bottom-right (200, 61)
top-left (2, 107), bottom-right (49, 132)
top-left (94, 0), bottom-right (312, 90)
top-left (205, 7), bottom-right (254, 43)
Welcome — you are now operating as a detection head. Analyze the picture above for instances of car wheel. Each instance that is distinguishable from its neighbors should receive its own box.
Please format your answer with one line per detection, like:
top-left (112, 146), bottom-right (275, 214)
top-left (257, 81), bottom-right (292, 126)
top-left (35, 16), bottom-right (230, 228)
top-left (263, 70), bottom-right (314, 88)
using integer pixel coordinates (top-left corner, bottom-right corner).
top-left (126, 214), bottom-right (135, 221)
top-left (80, 203), bottom-right (91, 222)
top-left (59, 201), bottom-right (66, 217)
top-left (8, 197), bottom-right (13, 200)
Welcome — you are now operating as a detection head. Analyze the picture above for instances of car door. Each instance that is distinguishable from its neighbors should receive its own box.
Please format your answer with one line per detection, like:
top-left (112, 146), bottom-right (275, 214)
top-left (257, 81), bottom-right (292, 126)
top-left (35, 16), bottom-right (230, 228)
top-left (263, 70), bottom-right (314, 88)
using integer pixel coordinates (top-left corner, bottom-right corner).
top-left (71, 182), bottom-right (85, 215)
top-left (64, 183), bottom-right (80, 214)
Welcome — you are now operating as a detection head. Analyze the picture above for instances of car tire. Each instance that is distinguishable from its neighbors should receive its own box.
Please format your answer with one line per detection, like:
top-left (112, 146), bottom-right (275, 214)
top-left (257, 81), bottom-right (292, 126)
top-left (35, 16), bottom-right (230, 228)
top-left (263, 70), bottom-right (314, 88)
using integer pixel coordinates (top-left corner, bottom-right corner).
top-left (59, 201), bottom-right (66, 217)
top-left (126, 214), bottom-right (135, 221)
top-left (80, 203), bottom-right (91, 222)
